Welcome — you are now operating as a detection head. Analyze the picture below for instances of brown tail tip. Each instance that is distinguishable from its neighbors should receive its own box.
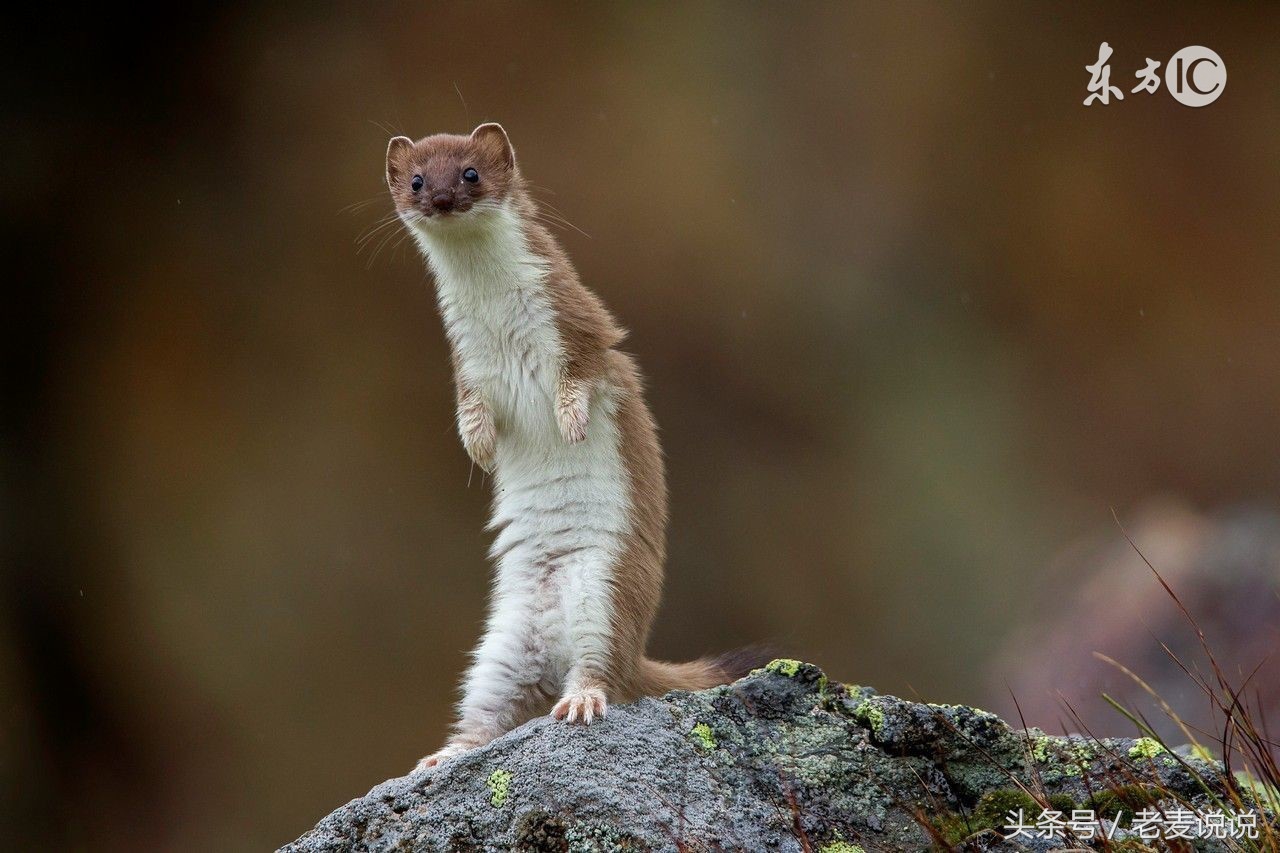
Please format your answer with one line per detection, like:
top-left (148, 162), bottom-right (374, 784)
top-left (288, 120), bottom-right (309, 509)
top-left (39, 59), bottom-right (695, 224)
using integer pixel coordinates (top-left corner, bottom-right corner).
top-left (711, 644), bottom-right (782, 682)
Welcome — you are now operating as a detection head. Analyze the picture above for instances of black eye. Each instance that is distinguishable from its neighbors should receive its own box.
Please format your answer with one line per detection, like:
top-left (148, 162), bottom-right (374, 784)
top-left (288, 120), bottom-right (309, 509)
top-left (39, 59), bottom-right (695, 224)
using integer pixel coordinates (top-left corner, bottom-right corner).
top-left (462, 168), bottom-right (479, 183)
top-left (410, 175), bottom-right (423, 192)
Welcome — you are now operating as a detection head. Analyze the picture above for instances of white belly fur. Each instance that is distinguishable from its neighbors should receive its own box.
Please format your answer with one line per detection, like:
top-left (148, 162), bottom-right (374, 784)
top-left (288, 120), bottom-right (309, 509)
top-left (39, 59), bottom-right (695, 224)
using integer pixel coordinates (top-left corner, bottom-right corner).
top-left (411, 205), bottom-right (626, 699)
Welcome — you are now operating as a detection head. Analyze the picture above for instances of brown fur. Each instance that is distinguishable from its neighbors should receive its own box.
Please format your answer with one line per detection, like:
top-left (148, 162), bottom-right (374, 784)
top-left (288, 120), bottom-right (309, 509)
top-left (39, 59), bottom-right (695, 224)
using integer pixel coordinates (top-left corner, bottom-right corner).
top-left (387, 124), bottom-right (765, 722)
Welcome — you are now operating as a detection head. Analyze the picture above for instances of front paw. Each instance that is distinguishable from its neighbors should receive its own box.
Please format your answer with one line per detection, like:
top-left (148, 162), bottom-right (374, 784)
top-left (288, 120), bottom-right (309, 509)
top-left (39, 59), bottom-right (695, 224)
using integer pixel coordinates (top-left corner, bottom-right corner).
top-left (413, 743), bottom-right (468, 772)
top-left (461, 415), bottom-right (497, 472)
top-left (551, 686), bottom-right (608, 724)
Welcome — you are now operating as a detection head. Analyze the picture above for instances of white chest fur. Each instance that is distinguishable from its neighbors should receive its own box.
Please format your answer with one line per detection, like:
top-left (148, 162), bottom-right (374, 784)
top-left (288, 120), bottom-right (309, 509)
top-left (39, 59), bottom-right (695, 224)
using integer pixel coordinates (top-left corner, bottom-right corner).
top-left (413, 206), bottom-right (562, 441)
top-left (407, 203), bottom-right (629, 691)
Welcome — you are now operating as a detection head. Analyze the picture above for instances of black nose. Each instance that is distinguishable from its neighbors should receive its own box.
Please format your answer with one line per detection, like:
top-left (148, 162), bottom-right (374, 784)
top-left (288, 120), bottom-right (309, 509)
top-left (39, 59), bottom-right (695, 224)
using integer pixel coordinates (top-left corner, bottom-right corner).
top-left (430, 191), bottom-right (455, 212)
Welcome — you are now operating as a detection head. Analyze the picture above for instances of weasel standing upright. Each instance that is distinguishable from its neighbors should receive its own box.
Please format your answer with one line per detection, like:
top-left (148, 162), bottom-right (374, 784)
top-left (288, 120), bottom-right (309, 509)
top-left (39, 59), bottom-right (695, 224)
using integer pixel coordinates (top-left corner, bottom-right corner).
top-left (386, 123), bottom-right (764, 770)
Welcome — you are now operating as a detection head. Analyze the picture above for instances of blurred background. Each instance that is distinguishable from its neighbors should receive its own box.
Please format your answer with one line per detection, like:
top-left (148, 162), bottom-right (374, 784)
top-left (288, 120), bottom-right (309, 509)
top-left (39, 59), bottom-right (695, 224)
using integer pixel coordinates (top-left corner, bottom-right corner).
top-left (4, 2), bottom-right (1279, 849)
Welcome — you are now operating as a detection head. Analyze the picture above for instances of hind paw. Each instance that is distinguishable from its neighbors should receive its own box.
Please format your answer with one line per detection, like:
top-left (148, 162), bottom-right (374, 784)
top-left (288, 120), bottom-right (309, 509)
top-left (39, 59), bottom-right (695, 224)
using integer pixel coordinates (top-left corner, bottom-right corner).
top-left (413, 742), bottom-right (469, 772)
top-left (551, 687), bottom-right (608, 725)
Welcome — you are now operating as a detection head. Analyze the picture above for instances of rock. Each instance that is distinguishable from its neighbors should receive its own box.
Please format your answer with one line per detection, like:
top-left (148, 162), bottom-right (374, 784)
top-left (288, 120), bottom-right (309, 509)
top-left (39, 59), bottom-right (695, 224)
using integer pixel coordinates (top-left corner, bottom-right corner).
top-left (282, 661), bottom-right (1254, 852)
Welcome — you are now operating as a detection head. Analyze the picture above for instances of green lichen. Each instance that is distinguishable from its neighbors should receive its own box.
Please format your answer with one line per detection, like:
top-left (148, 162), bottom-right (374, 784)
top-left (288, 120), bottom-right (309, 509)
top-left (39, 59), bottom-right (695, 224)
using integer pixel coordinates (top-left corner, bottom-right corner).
top-left (819, 842), bottom-right (865, 853)
top-left (854, 700), bottom-right (885, 736)
top-left (486, 769), bottom-right (512, 808)
top-left (1068, 741), bottom-right (1096, 764)
top-left (1031, 735), bottom-right (1057, 764)
top-left (1127, 737), bottom-right (1165, 760)
top-left (1029, 735), bottom-right (1096, 773)
top-left (691, 722), bottom-right (717, 750)
top-left (766, 658), bottom-right (801, 677)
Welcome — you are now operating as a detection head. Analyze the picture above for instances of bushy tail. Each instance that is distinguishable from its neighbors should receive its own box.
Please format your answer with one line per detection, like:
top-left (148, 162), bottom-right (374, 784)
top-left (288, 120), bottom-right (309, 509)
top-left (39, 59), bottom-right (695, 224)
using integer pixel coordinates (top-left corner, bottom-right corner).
top-left (637, 644), bottom-right (778, 695)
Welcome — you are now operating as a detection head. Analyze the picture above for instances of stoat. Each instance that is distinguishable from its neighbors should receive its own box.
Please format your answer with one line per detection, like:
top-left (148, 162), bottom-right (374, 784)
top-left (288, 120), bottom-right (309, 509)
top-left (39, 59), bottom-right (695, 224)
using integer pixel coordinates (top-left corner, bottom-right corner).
top-left (385, 123), bottom-right (768, 770)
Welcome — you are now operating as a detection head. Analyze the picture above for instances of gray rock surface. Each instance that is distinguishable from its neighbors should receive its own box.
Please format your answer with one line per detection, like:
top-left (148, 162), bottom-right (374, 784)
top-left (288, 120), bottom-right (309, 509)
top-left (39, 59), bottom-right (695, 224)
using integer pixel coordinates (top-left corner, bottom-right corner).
top-left (282, 661), bottom-right (1254, 852)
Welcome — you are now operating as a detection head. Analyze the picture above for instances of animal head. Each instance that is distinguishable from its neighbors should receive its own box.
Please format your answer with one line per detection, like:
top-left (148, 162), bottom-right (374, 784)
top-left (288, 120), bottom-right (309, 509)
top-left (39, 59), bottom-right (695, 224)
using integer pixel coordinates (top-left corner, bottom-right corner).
top-left (385, 123), bottom-right (520, 228)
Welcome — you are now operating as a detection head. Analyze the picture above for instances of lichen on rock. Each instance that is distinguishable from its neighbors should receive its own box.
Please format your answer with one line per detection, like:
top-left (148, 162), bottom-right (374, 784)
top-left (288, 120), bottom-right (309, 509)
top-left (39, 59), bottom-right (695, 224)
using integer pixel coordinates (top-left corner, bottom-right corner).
top-left (689, 722), bottom-right (716, 751)
top-left (487, 769), bottom-right (512, 808)
top-left (1127, 737), bottom-right (1166, 760)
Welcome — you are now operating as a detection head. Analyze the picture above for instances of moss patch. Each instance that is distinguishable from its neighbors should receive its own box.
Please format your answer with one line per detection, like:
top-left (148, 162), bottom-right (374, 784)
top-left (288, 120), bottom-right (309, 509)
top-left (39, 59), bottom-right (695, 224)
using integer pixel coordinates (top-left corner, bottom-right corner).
top-left (486, 769), bottom-right (512, 808)
top-left (929, 788), bottom-right (1049, 847)
top-left (1088, 784), bottom-right (1160, 826)
top-left (973, 788), bottom-right (1039, 828)
top-left (929, 811), bottom-right (975, 847)
top-left (1046, 793), bottom-right (1076, 813)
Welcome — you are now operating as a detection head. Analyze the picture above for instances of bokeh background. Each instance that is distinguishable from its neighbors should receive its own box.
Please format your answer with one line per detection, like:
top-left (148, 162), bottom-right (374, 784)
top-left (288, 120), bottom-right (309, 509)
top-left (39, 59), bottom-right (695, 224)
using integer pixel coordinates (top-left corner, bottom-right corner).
top-left (4, 2), bottom-right (1279, 849)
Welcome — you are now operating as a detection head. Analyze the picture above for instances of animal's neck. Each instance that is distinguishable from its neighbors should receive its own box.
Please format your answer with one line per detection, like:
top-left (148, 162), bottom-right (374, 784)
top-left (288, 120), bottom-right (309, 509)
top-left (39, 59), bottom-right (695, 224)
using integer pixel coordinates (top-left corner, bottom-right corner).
top-left (414, 203), bottom-right (547, 302)
top-left (413, 202), bottom-right (562, 412)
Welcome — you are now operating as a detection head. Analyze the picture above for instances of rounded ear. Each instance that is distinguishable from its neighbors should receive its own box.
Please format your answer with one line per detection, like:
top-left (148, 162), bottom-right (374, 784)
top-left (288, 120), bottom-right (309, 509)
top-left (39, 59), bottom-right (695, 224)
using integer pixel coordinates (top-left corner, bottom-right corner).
top-left (385, 136), bottom-right (414, 188)
top-left (470, 122), bottom-right (516, 170)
